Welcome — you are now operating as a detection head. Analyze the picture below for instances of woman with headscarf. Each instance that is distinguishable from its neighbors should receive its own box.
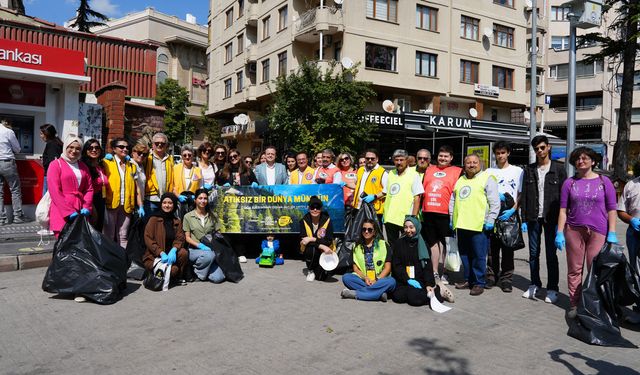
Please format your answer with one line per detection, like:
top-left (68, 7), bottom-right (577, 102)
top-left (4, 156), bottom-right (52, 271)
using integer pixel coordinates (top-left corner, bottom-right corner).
top-left (81, 138), bottom-right (107, 232)
top-left (143, 193), bottom-right (189, 285)
top-left (46, 135), bottom-right (94, 238)
top-left (391, 216), bottom-right (452, 305)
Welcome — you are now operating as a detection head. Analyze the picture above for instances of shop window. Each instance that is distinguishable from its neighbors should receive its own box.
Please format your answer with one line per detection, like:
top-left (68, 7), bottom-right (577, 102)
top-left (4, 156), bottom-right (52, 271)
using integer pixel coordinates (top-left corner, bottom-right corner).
top-left (366, 0), bottom-right (398, 23)
top-left (157, 71), bottom-right (168, 84)
top-left (460, 15), bottom-right (479, 40)
top-left (262, 59), bottom-right (270, 82)
top-left (278, 51), bottom-right (287, 77)
top-left (492, 65), bottom-right (514, 89)
top-left (460, 60), bottom-right (479, 84)
top-left (278, 6), bottom-right (288, 31)
top-left (224, 78), bottom-right (232, 98)
top-left (262, 16), bottom-right (270, 40)
top-left (494, 24), bottom-right (514, 48)
top-left (365, 43), bottom-right (396, 71)
top-left (416, 5), bottom-right (437, 31)
top-left (415, 51), bottom-right (437, 77)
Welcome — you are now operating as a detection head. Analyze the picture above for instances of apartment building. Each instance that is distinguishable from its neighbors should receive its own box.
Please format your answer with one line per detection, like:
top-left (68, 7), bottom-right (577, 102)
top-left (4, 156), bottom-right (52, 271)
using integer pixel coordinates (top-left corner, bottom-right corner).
top-left (207, 0), bottom-right (544, 161)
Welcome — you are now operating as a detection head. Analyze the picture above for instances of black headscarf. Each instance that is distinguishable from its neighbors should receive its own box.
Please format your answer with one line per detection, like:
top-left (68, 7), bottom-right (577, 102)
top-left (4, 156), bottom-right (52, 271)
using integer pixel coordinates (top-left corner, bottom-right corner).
top-left (154, 192), bottom-right (178, 246)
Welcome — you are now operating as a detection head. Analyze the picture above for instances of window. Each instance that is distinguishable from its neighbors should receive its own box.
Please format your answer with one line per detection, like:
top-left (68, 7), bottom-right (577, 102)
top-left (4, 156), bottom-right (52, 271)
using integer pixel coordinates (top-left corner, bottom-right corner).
top-left (416, 5), bottom-right (437, 31)
top-left (278, 6), bottom-right (288, 31)
top-left (365, 43), bottom-right (396, 71)
top-left (460, 15), bottom-right (479, 40)
top-left (494, 24), bottom-right (514, 48)
top-left (237, 34), bottom-right (244, 54)
top-left (366, 0), bottom-right (398, 23)
top-left (225, 43), bottom-right (233, 63)
top-left (460, 60), bottom-right (479, 84)
top-left (492, 65), bottom-right (514, 89)
top-left (224, 78), bottom-right (232, 98)
top-left (236, 71), bottom-right (244, 92)
top-left (278, 51), bottom-right (287, 77)
top-left (632, 108), bottom-right (640, 123)
top-left (549, 59), bottom-right (604, 79)
top-left (415, 51), bottom-right (437, 77)
top-left (238, 0), bottom-right (244, 17)
top-left (158, 53), bottom-right (169, 64)
top-left (551, 6), bottom-right (570, 21)
top-left (262, 16), bottom-right (270, 40)
top-left (262, 59), bottom-right (270, 82)
top-left (551, 36), bottom-right (570, 50)
top-left (226, 8), bottom-right (233, 28)
top-left (334, 41), bottom-right (342, 60)
top-left (493, 0), bottom-right (513, 7)
top-left (616, 71), bottom-right (640, 91)
top-left (157, 71), bottom-right (168, 85)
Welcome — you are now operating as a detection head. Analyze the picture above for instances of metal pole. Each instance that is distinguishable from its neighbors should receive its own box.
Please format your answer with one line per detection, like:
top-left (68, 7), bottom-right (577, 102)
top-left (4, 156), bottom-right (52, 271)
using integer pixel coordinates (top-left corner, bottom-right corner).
top-left (319, 0), bottom-right (324, 61)
top-left (529, 0), bottom-right (538, 163)
top-left (566, 14), bottom-right (578, 177)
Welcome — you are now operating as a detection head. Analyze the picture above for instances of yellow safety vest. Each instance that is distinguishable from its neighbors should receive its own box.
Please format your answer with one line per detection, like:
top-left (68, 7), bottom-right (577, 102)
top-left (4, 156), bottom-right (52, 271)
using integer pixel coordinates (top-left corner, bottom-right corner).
top-left (452, 171), bottom-right (493, 232)
top-left (352, 240), bottom-right (388, 278)
top-left (289, 166), bottom-right (316, 184)
top-left (145, 153), bottom-right (174, 197)
top-left (383, 168), bottom-right (420, 227)
top-left (173, 163), bottom-right (202, 194)
top-left (103, 158), bottom-right (137, 213)
top-left (353, 166), bottom-right (386, 214)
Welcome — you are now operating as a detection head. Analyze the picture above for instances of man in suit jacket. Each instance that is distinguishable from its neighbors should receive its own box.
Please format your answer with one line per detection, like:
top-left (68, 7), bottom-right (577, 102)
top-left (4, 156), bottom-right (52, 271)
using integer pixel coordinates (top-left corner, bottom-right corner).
top-left (254, 146), bottom-right (288, 185)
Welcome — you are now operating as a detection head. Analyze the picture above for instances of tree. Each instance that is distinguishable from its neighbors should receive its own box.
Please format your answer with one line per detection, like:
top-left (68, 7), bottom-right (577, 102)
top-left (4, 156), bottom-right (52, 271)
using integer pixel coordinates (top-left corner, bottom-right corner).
top-left (582, 0), bottom-right (639, 180)
top-left (199, 106), bottom-right (221, 144)
top-left (10, 0), bottom-right (25, 15)
top-left (267, 61), bottom-right (376, 155)
top-left (156, 78), bottom-right (192, 147)
top-left (69, 0), bottom-right (109, 33)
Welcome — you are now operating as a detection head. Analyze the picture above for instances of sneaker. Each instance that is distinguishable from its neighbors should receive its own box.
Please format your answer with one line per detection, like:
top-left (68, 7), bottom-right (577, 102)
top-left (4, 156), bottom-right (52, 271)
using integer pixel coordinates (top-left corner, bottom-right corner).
top-left (522, 285), bottom-right (538, 299)
top-left (567, 307), bottom-right (578, 319)
top-left (74, 296), bottom-right (87, 303)
top-left (306, 271), bottom-right (315, 282)
top-left (380, 292), bottom-right (388, 303)
top-left (470, 285), bottom-right (484, 296)
top-left (12, 215), bottom-right (32, 224)
top-left (238, 256), bottom-right (247, 263)
top-left (177, 279), bottom-right (188, 286)
top-left (341, 288), bottom-right (356, 299)
top-left (545, 290), bottom-right (559, 304)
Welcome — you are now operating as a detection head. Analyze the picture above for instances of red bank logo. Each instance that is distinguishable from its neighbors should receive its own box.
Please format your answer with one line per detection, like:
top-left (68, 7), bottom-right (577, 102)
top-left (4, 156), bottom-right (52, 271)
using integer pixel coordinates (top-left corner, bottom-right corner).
top-left (0, 48), bottom-right (43, 65)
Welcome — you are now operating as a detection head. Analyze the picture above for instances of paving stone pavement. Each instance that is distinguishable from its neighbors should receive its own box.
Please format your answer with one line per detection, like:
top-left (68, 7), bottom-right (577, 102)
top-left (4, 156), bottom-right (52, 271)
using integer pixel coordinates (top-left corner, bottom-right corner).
top-left (0, 248), bottom-right (639, 375)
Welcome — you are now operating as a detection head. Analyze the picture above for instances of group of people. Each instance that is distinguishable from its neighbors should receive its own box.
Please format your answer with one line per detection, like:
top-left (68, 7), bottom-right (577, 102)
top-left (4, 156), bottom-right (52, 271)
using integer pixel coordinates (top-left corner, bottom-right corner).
top-left (36, 126), bottom-right (637, 318)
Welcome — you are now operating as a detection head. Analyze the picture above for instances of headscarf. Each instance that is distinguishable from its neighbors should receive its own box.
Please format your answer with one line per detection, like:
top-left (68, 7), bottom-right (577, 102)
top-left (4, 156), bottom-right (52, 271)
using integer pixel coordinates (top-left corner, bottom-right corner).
top-left (404, 216), bottom-right (430, 263)
top-left (153, 192), bottom-right (178, 246)
top-left (60, 135), bottom-right (83, 163)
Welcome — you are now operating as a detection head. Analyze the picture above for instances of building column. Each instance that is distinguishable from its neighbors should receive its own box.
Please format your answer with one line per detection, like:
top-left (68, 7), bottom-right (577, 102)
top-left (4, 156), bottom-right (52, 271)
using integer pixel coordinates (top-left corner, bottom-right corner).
top-left (61, 82), bottom-right (80, 140)
top-left (474, 100), bottom-right (484, 119)
top-left (96, 82), bottom-right (127, 150)
top-left (432, 96), bottom-right (441, 114)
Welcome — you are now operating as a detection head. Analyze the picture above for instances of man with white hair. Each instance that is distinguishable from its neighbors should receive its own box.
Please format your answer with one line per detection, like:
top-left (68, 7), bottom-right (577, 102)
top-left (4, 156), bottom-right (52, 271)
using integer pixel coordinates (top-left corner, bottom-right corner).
top-left (144, 132), bottom-right (174, 214)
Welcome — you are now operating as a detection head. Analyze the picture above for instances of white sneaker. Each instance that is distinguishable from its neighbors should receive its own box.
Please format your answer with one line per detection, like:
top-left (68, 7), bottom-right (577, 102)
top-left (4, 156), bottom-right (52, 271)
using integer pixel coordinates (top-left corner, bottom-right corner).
top-left (306, 271), bottom-right (316, 282)
top-left (522, 285), bottom-right (538, 299)
top-left (545, 290), bottom-right (558, 304)
top-left (440, 274), bottom-right (450, 285)
top-left (238, 256), bottom-right (247, 263)
top-left (74, 296), bottom-right (87, 303)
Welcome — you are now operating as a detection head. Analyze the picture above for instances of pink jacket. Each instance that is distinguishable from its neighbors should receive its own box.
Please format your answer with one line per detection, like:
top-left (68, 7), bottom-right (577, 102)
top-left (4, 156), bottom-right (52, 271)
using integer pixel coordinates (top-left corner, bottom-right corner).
top-left (46, 159), bottom-right (94, 233)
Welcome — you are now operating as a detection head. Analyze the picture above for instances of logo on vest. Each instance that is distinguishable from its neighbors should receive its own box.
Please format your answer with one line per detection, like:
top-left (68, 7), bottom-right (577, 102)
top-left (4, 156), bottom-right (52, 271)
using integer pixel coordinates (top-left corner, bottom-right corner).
top-left (433, 171), bottom-right (447, 178)
top-left (371, 177), bottom-right (377, 184)
top-left (317, 227), bottom-right (327, 238)
top-left (319, 172), bottom-right (328, 178)
top-left (459, 186), bottom-right (471, 199)
top-left (345, 173), bottom-right (356, 179)
top-left (305, 172), bottom-right (313, 180)
top-left (389, 183), bottom-right (401, 195)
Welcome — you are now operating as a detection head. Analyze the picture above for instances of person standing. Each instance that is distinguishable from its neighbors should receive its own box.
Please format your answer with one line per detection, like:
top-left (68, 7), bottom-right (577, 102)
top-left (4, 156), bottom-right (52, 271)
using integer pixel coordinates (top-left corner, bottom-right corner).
top-left (289, 151), bottom-right (315, 185)
top-left (144, 133), bottom-right (174, 214)
top-left (216, 149), bottom-right (257, 186)
top-left (315, 149), bottom-right (342, 184)
top-left (285, 153), bottom-right (297, 178)
top-left (617, 173), bottom-right (640, 273)
top-left (421, 145), bottom-right (462, 282)
top-left (130, 143), bottom-right (149, 210)
top-left (352, 149), bottom-right (387, 224)
top-left (197, 142), bottom-right (216, 188)
top-left (39, 124), bottom-right (63, 195)
top-left (450, 154), bottom-right (500, 296)
top-left (336, 152), bottom-right (357, 208)
top-left (382, 149), bottom-right (424, 244)
top-left (81, 139), bottom-right (107, 232)
top-left (556, 147), bottom-right (618, 319)
top-left (254, 146), bottom-right (288, 185)
top-left (415, 149), bottom-right (431, 175)
top-left (485, 141), bottom-right (523, 292)
top-left (173, 144), bottom-right (202, 197)
top-left (520, 135), bottom-right (567, 303)
top-left (212, 144), bottom-right (228, 174)
top-left (0, 119), bottom-right (29, 224)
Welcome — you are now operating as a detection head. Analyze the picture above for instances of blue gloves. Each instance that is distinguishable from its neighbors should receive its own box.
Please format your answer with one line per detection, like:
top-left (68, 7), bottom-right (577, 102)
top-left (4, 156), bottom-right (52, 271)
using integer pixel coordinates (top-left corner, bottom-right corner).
top-left (251, 182), bottom-right (259, 188)
top-left (204, 183), bottom-right (213, 190)
top-left (363, 194), bottom-right (375, 203)
top-left (607, 231), bottom-right (618, 244)
top-left (80, 208), bottom-right (90, 216)
top-left (499, 193), bottom-right (506, 202)
top-left (555, 232), bottom-right (565, 251)
top-left (521, 222), bottom-right (528, 233)
top-left (137, 206), bottom-right (145, 217)
top-left (167, 247), bottom-right (177, 265)
top-left (339, 181), bottom-right (346, 187)
top-left (197, 242), bottom-right (211, 251)
top-left (124, 155), bottom-right (131, 162)
top-left (631, 217), bottom-right (640, 231)
top-left (262, 247), bottom-right (274, 256)
top-left (498, 208), bottom-right (516, 221)
top-left (407, 279), bottom-right (421, 289)
top-left (483, 221), bottom-right (494, 231)
top-left (160, 252), bottom-right (168, 263)
top-left (69, 212), bottom-right (79, 220)
top-left (177, 194), bottom-right (187, 203)
top-left (223, 183), bottom-right (231, 187)
top-left (104, 153), bottom-right (114, 161)
top-left (449, 221), bottom-right (453, 231)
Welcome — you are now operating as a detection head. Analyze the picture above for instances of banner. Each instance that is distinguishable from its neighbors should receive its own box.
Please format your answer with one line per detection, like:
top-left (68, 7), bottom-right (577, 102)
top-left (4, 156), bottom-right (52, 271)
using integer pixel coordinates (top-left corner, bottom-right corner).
top-left (212, 184), bottom-right (345, 234)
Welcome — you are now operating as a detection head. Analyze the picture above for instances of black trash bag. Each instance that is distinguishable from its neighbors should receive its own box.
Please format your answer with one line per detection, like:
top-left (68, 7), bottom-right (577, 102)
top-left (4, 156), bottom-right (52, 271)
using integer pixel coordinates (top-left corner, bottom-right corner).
top-left (42, 216), bottom-right (128, 305)
top-left (201, 232), bottom-right (244, 283)
top-left (125, 212), bottom-right (147, 280)
top-left (337, 202), bottom-right (381, 270)
top-left (176, 191), bottom-right (196, 220)
top-left (495, 214), bottom-right (525, 250)
top-left (567, 243), bottom-right (640, 347)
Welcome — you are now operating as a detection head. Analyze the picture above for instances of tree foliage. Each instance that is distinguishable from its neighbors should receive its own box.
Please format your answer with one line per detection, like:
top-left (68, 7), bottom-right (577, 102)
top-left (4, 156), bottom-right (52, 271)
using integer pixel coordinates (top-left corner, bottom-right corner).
top-left (266, 61), bottom-right (376, 155)
top-left (69, 0), bottom-right (109, 33)
top-left (156, 78), bottom-right (192, 147)
top-left (11, 0), bottom-right (25, 15)
top-left (199, 106), bottom-right (221, 144)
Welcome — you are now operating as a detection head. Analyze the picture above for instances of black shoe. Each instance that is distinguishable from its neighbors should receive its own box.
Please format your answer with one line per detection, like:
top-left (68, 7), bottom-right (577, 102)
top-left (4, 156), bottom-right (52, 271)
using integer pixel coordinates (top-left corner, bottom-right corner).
top-left (380, 292), bottom-right (388, 303)
top-left (455, 281), bottom-right (469, 290)
top-left (485, 279), bottom-right (496, 289)
top-left (177, 279), bottom-right (188, 286)
top-left (500, 282), bottom-right (513, 293)
top-left (470, 285), bottom-right (484, 296)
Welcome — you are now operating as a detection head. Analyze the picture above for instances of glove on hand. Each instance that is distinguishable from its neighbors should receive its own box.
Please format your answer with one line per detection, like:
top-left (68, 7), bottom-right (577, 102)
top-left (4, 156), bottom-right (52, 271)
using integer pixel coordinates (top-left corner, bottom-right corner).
top-left (251, 182), bottom-right (259, 188)
top-left (483, 222), bottom-right (494, 231)
top-left (167, 248), bottom-right (177, 265)
top-left (521, 222), bottom-right (528, 233)
top-left (103, 153), bottom-right (114, 161)
top-left (607, 231), bottom-right (618, 244)
top-left (80, 208), bottom-right (90, 216)
top-left (363, 194), bottom-right (375, 203)
top-left (555, 232), bottom-right (565, 251)
top-left (631, 217), bottom-right (640, 232)
top-left (498, 208), bottom-right (516, 221)
top-left (177, 195), bottom-right (187, 203)
top-left (137, 206), bottom-right (145, 217)
top-left (407, 279), bottom-right (421, 289)
top-left (160, 252), bottom-right (168, 263)
top-left (69, 212), bottom-right (79, 220)
top-left (197, 242), bottom-right (211, 251)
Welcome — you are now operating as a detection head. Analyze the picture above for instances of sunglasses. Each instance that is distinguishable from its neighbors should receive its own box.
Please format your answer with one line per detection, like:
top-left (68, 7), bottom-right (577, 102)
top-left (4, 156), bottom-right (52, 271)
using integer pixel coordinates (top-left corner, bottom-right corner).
top-left (229, 154), bottom-right (239, 159)
top-left (203, 149), bottom-right (212, 153)
top-left (340, 157), bottom-right (350, 162)
top-left (309, 205), bottom-right (322, 211)
top-left (182, 153), bottom-right (192, 158)
top-left (88, 145), bottom-right (101, 151)
top-left (534, 145), bottom-right (547, 151)
top-left (365, 157), bottom-right (376, 161)
top-left (244, 159), bottom-right (253, 164)
top-left (154, 142), bottom-right (167, 147)
top-left (115, 145), bottom-right (130, 150)
top-left (362, 227), bottom-right (374, 233)
top-left (417, 157), bottom-right (430, 161)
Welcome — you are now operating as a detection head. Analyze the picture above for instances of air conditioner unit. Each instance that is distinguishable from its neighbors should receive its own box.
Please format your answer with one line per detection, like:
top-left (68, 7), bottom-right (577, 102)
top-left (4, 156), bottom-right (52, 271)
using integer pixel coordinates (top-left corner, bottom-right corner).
top-left (322, 35), bottom-right (333, 48)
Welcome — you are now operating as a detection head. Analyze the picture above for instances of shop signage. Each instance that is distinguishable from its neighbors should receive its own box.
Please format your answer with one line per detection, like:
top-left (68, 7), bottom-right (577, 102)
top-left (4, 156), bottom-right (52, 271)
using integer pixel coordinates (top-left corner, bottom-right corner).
top-left (0, 39), bottom-right (86, 78)
top-left (363, 112), bottom-right (403, 127)
top-left (422, 114), bottom-right (472, 129)
top-left (474, 83), bottom-right (500, 98)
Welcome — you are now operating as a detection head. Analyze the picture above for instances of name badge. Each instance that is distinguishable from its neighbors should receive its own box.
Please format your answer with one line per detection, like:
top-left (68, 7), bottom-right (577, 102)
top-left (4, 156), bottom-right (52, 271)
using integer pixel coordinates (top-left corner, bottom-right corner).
top-left (406, 266), bottom-right (415, 279)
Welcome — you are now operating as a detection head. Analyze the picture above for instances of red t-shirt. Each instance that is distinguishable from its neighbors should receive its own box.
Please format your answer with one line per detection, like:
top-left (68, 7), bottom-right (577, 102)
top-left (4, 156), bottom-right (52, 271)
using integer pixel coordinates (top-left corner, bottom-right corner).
top-left (421, 165), bottom-right (462, 214)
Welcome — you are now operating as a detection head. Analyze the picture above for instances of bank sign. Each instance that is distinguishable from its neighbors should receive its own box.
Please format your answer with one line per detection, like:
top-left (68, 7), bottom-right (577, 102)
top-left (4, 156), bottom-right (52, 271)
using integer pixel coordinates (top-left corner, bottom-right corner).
top-left (0, 39), bottom-right (86, 79)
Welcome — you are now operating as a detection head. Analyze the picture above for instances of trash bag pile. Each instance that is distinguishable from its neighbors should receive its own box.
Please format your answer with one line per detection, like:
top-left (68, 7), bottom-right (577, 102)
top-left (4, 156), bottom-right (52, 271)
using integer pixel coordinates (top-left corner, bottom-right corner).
top-left (201, 232), bottom-right (244, 283)
top-left (337, 202), bottom-right (381, 270)
top-left (125, 212), bottom-right (146, 280)
top-left (42, 216), bottom-right (128, 305)
top-left (568, 243), bottom-right (640, 347)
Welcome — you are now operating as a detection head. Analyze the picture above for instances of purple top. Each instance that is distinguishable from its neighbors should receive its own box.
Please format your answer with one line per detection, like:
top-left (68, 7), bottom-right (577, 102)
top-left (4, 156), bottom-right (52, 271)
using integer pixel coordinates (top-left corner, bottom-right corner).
top-left (560, 176), bottom-right (617, 235)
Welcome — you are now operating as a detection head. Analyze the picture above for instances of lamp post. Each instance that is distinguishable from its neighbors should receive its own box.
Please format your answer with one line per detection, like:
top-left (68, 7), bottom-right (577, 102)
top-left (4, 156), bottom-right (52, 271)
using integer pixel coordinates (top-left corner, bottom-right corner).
top-left (566, 12), bottom-right (579, 177)
top-left (529, 0), bottom-right (538, 163)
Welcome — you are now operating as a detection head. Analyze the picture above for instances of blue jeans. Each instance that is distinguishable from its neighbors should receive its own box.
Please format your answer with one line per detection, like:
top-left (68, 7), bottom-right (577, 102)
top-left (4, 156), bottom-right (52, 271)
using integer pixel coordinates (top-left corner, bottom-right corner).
top-left (526, 219), bottom-right (559, 291)
top-left (457, 229), bottom-right (488, 287)
top-left (626, 227), bottom-right (640, 273)
top-left (342, 273), bottom-right (396, 301)
top-left (188, 249), bottom-right (225, 283)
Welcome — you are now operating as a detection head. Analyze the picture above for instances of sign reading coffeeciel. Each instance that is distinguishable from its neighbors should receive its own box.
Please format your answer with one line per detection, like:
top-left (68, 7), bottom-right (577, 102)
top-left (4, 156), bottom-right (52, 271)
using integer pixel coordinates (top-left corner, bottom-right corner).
top-left (0, 39), bottom-right (87, 80)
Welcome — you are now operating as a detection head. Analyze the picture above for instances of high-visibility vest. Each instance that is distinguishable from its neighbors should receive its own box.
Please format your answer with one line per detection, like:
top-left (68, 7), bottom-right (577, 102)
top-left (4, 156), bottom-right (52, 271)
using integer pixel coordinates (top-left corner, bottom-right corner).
top-left (173, 163), bottom-right (202, 194)
top-left (103, 158), bottom-right (137, 213)
top-left (145, 153), bottom-right (174, 197)
top-left (316, 166), bottom-right (340, 184)
top-left (383, 168), bottom-right (420, 226)
top-left (452, 171), bottom-right (493, 232)
top-left (421, 165), bottom-right (462, 214)
top-left (338, 169), bottom-right (358, 205)
top-left (289, 166), bottom-right (316, 184)
top-left (352, 240), bottom-right (388, 278)
top-left (352, 166), bottom-right (386, 214)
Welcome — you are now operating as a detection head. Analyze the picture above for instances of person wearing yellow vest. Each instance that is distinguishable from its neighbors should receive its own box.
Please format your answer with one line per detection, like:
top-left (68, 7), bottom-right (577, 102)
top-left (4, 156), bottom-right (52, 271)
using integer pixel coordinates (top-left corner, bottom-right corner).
top-left (352, 149), bottom-right (387, 225)
top-left (289, 151), bottom-right (316, 185)
top-left (144, 133), bottom-right (174, 215)
top-left (299, 196), bottom-right (335, 282)
top-left (340, 218), bottom-right (395, 301)
top-left (382, 149), bottom-right (424, 244)
top-left (102, 138), bottom-right (142, 248)
top-left (173, 144), bottom-right (202, 198)
top-left (449, 153), bottom-right (500, 296)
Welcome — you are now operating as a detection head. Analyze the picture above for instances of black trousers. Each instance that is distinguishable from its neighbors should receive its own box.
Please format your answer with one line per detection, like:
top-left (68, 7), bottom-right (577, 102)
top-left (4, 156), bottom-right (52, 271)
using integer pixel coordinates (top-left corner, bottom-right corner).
top-left (486, 234), bottom-right (514, 284)
top-left (303, 243), bottom-right (328, 280)
top-left (91, 193), bottom-right (105, 232)
top-left (391, 285), bottom-right (429, 306)
top-left (385, 223), bottom-right (403, 245)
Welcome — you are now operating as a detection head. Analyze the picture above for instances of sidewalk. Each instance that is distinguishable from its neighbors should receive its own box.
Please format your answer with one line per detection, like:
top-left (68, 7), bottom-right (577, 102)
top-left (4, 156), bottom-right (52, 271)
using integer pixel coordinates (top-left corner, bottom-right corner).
top-left (0, 221), bottom-right (54, 271)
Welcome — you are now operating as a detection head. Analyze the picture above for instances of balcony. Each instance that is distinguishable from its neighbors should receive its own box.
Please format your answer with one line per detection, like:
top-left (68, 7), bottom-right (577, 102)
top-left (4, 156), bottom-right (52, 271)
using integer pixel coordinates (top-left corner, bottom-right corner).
top-left (526, 53), bottom-right (544, 68)
top-left (243, 84), bottom-right (257, 101)
top-left (245, 44), bottom-right (258, 63)
top-left (245, 3), bottom-right (259, 26)
top-left (544, 105), bottom-right (603, 124)
top-left (293, 6), bottom-right (344, 43)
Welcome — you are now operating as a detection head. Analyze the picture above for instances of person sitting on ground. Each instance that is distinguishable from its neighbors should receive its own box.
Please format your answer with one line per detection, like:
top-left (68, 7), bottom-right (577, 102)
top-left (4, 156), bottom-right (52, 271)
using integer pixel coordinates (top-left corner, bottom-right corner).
top-left (341, 219), bottom-right (396, 302)
top-left (256, 234), bottom-right (284, 266)
top-left (143, 192), bottom-right (189, 285)
top-left (183, 188), bottom-right (225, 283)
top-left (299, 196), bottom-right (335, 282)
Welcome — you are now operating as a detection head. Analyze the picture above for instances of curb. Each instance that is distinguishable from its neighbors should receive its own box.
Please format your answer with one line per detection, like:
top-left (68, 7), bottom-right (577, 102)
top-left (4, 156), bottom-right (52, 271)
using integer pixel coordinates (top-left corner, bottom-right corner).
top-left (0, 247), bottom-right (53, 272)
top-left (18, 253), bottom-right (52, 270)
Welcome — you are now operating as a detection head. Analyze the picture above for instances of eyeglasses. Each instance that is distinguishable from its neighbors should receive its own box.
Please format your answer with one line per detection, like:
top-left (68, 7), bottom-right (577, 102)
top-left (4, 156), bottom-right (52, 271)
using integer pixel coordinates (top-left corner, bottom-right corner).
top-left (362, 227), bottom-right (374, 233)
top-left (154, 142), bottom-right (166, 147)
top-left (365, 157), bottom-right (376, 161)
top-left (309, 205), bottom-right (322, 211)
top-left (215, 151), bottom-right (226, 155)
top-left (229, 154), bottom-right (239, 160)
top-left (534, 145), bottom-right (547, 151)
top-left (340, 157), bottom-right (350, 162)
top-left (115, 145), bottom-right (130, 150)
top-left (88, 146), bottom-right (101, 151)
top-left (244, 159), bottom-right (253, 164)
top-left (182, 153), bottom-right (192, 158)
top-left (203, 149), bottom-right (212, 154)
top-left (417, 157), bottom-right (430, 161)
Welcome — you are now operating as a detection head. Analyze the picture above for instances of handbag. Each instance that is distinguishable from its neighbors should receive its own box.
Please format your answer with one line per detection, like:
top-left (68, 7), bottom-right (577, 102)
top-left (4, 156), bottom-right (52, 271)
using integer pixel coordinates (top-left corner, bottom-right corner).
top-left (143, 258), bottom-right (171, 291)
top-left (35, 191), bottom-right (51, 228)
top-left (444, 235), bottom-right (462, 272)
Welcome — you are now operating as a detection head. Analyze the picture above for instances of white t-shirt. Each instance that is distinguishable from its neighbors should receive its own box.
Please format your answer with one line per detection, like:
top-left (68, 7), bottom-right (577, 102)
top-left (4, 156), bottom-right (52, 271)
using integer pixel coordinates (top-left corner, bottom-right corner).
top-left (266, 164), bottom-right (276, 186)
top-left (537, 163), bottom-right (551, 218)
top-left (486, 164), bottom-right (524, 202)
top-left (183, 167), bottom-right (193, 189)
top-left (201, 164), bottom-right (215, 185)
top-left (618, 176), bottom-right (640, 217)
top-left (68, 161), bottom-right (82, 187)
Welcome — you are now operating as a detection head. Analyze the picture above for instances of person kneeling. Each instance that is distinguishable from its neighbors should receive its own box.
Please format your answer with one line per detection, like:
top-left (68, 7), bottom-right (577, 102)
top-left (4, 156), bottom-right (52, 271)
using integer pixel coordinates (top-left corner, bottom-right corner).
top-left (299, 196), bottom-right (335, 282)
top-left (341, 219), bottom-right (396, 302)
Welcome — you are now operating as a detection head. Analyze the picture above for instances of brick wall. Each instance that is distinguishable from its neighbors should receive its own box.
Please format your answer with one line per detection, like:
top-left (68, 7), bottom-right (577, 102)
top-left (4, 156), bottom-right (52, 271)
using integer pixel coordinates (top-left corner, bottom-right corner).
top-left (96, 82), bottom-right (127, 151)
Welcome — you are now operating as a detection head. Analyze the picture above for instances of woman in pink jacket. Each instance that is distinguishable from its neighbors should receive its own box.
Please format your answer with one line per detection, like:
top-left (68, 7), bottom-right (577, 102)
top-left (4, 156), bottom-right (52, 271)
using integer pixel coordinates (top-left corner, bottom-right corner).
top-left (46, 135), bottom-right (94, 237)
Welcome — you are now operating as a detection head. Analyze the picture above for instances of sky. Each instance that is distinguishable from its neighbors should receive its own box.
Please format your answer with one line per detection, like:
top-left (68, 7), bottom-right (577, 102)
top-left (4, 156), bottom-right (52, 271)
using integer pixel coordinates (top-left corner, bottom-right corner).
top-left (23, 0), bottom-right (209, 26)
